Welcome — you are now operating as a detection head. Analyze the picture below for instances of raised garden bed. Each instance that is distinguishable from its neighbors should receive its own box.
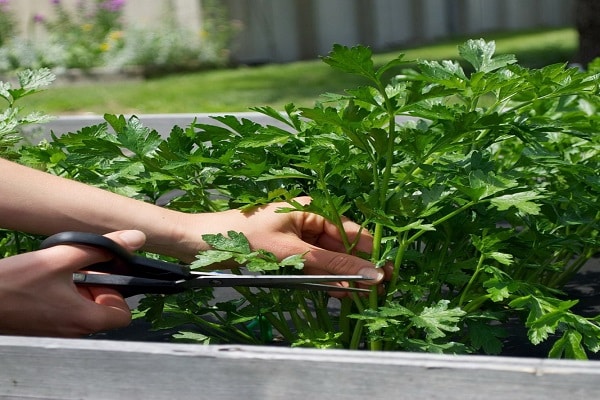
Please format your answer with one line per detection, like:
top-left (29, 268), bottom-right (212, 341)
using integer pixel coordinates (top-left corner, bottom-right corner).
top-left (9, 37), bottom-right (600, 397)
top-left (26, 114), bottom-right (600, 359)
top-left (1, 335), bottom-right (599, 400)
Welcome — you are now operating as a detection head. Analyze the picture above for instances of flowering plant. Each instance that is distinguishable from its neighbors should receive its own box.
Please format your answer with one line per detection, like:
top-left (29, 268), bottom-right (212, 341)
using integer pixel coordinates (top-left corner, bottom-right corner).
top-left (0, 0), bottom-right (233, 73)
top-left (34, 0), bottom-right (126, 69)
top-left (0, 0), bottom-right (17, 47)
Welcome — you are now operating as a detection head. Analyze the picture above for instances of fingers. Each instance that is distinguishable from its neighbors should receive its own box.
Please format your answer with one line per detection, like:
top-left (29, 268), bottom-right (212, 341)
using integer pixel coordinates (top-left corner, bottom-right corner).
top-left (76, 286), bottom-right (132, 333)
top-left (69, 231), bottom-right (146, 331)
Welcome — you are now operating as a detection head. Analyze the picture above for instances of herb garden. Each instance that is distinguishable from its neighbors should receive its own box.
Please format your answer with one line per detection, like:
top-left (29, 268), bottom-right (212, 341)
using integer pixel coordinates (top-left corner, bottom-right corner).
top-left (2, 39), bottom-right (600, 360)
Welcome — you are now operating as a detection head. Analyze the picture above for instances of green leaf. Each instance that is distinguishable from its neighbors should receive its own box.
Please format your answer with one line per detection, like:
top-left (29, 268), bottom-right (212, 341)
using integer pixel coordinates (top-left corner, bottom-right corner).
top-left (489, 190), bottom-right (545, 214)
top-left (0, 82), bottom-right (11, 102)
top-left (350, 304), bottom-right (412, 331)
top-left (292, 330), bottom-right (344, 349)
top-left (412, 300), bottom-right (466, 339)
top-left (375, 54), bottom-right (408, 79)
top-left (252, 104), bottom-right (304, 131)
top-left (19, 111), bottom-right (54, 125)
top-left (487, 251), bottom-right (513, 266)
top-left (7, 69), bottom-right (56, 103)
top-left (191, 250), bottom-right (236, 269)
top-left (256, 167), bottom-right (313, 181)
top-left (279, 253), bottom-right (305, 270)
top-left (453, 170), bottom-right (518, 201)
top-left (458, 39), bottom-right (517, 73)
top-left (114, 116), bottom-right (163, 157)
top-left (238, 126), bottom-right (291, 147)
top-left (484, 278), bottom-right (512, 302)
top-left (548, 330), bottom-right (587, 359)
top-left (321, 44), bottom-right (377, 82)
top-left (244, 258), bottom-right (281, 272)
top-left (202, 231), bottom-right (252, 253)
top-left (467, 318), bottom-right (506, 355)
top-left (172, 330), bottom-right (212, 344)
top-left (418, 59), bottom-right (467, 88)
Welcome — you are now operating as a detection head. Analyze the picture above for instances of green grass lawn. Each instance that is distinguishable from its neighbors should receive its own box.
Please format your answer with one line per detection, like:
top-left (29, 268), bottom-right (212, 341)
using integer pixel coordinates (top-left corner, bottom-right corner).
top-left (19, 28), bottom-right (577, 115)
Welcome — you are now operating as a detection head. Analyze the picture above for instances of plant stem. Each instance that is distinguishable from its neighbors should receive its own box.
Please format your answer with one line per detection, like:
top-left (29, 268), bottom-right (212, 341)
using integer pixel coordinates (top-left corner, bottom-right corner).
top-left (349, 320), bottom-right (365, 350)
top-left (459, 252), bottom-right (486, 308)
top-left (297, 293), bottom-right (319, 327)
top-left (387, 233), bottom-right (408, 302)
top-left (234, 287), bottom-right (294, 341)
top-left (462, 294), bottom-right (492, 313)
top-left (190, 312), bottom-right (259, 344)
top-left (339, 298), bottom-right (353, 346)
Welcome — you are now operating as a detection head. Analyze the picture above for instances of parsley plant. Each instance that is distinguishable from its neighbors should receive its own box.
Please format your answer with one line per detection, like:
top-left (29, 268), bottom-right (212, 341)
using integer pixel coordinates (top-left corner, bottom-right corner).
top-left (10, 40), bottom-right (600, 358)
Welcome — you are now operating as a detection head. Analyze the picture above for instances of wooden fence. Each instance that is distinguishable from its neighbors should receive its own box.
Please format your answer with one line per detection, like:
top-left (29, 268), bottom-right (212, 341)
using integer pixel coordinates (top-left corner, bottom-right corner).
top-left (224, 0), bottom-right (577, 63)
top-left (10, 0), bottom-right (576, 64)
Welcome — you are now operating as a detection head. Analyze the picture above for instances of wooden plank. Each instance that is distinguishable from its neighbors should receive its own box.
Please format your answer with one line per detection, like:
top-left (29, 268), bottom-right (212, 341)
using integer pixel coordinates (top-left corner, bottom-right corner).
top-left (0, 336), bottom-right (599, 400)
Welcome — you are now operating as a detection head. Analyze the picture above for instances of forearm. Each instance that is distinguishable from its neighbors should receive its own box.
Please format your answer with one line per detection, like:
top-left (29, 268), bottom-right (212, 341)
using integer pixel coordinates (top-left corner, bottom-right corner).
top-left (0, 159), bottom-right (383, 285)
top-left (0, 158), bottom-right (198, 259)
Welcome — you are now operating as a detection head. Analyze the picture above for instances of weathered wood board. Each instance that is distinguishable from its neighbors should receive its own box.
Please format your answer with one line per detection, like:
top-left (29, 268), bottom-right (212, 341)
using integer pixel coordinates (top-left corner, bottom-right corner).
top-left (1, 336), bottom-right (599, 400)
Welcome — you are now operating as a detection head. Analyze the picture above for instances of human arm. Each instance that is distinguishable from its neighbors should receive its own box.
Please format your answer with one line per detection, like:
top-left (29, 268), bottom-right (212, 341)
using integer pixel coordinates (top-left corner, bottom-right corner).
top-left (0, 230), bottom-right (145, 337)
top-left (0, 158), bottom-right (383, 283)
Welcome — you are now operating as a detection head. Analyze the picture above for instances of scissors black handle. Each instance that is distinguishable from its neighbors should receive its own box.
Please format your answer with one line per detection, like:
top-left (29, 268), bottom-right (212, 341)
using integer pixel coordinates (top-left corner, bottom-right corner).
top-left (71, 272), bottom-right (184, 297)
top-left (40, 231), bottom-right (191, 280)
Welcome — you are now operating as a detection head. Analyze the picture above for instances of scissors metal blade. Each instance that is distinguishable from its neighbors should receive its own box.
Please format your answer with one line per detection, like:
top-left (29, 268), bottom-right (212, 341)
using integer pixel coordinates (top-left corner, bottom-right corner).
top-left (245, 282), bottom-right (370, 293)
top-left (183, 273), bottom-right (370, 289)
top-left (183, 273), bottom-right (372, 292)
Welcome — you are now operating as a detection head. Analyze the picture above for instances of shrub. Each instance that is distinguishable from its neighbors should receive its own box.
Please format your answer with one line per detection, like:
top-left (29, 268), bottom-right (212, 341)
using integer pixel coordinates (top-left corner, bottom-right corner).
top-left (0, 0), bottom-right (233, 73)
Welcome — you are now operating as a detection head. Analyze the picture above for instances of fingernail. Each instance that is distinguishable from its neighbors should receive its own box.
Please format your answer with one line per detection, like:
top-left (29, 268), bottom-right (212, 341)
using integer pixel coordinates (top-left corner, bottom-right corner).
top-left (118, 230), bottom-right (146, 249)
top-left (359, 267), bottom-right (384, 282)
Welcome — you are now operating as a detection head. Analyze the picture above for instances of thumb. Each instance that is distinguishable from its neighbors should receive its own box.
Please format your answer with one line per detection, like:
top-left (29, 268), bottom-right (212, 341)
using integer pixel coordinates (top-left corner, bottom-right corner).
top-left (47, 230), bottom-right (147, 273)
top-left (303, 246), bottom-right (384, 283)
top-left (102, 230), bottom-right (146, 252)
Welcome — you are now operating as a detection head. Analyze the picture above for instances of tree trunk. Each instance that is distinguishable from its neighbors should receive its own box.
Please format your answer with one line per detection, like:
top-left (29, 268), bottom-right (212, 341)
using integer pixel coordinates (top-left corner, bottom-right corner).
top-left (575, 0), bottom-right (600, 66)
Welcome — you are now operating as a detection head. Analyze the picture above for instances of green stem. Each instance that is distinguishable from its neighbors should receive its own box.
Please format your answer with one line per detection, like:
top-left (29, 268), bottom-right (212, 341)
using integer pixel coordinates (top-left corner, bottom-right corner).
top-left (459, 252), bottom-right (486, 308)
top-left (190, 313), bottom-right (258, 344)
top-left (339, 298), bottom-right (353, 346)
top-left (275, 309), bottom-right (295, 339)
top-left (289, 309), bottom-right (307, 337)
top-left (318, 172), bottom-right (352, 250)
top-left (462, 294), bottom-right (492, 313)
top-left (407, 200), bottom-right (477, 244)
top-left (310, 292), bottom-right (334, 331)
top-left (386, 233), bottom-right (408, 302)
top-left (349, 320), bottom-right (365, 350)
top-left (297, 293), bottom-right (319, 328)
top-left (547, 249), bottom-right (594, 288)
top-left (235, 287), bottom-right (294, 341)
top-left (363, 80), bottom-right (399, 351)
top-left (369, 222), bottom-right (385, 307)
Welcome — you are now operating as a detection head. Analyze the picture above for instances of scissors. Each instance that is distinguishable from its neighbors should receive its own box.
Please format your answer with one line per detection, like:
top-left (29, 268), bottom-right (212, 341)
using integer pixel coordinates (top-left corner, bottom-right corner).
top-left (40, 232), bottom-right (370, 297)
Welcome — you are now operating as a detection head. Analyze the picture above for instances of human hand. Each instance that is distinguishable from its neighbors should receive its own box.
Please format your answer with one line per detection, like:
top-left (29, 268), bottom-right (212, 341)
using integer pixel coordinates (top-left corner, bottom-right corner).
top-left (0, 230), bottom-right (146, 337)
top-left (181, 197), bottom-right (385, 297)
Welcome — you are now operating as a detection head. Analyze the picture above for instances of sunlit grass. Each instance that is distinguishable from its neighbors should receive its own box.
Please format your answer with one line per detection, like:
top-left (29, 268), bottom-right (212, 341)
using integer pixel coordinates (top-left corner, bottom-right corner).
top-left (19, 28), bottom-right (577, 115)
